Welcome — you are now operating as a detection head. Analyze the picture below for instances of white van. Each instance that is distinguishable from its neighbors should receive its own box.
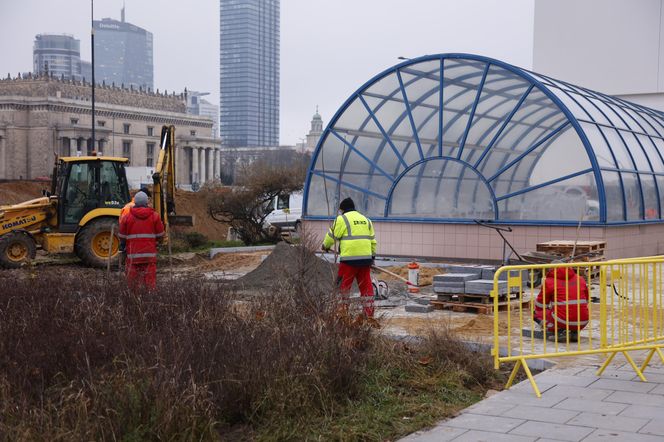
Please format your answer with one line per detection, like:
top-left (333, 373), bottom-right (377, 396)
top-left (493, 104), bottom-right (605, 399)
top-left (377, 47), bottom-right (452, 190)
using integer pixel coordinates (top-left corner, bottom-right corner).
top-left (264, 192), bottom-right (303, 235)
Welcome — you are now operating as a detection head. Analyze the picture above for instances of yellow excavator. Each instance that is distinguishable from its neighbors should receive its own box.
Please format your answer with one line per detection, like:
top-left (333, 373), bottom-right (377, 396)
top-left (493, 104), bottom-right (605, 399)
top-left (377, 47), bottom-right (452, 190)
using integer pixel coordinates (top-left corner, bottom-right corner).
top-left (0, 125), bottom-right (190, 268)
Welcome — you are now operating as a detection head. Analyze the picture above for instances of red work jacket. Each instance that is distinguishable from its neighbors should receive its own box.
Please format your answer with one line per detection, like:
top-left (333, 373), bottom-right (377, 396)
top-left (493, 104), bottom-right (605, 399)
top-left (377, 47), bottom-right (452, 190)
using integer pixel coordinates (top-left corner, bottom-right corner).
top-left (118, 206), bottom-right (165, 265)
top-left (534, 267), bottom-right (590, 331)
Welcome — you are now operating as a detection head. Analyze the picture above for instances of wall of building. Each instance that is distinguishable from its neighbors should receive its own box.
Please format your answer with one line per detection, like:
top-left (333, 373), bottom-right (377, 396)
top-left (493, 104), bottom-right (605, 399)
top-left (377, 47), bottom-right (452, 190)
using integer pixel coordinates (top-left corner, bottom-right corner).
top-left (533, 0), bottom-right (664, 96)
top-left (0, 76), bottom-right (219, 184)
top-left (305, 220), bottom-right (664, 261)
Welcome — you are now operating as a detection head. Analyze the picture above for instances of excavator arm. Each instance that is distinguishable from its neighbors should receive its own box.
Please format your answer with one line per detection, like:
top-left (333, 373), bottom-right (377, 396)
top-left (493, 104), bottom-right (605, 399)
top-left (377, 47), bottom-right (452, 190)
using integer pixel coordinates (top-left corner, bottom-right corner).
top-left (153, 125), bottom-right (193, 227)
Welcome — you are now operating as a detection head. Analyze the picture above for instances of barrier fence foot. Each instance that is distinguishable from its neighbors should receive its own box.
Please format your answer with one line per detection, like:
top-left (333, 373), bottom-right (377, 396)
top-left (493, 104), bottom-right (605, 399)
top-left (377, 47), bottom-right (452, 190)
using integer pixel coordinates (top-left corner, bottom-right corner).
top-left (505, 358), bottom-right (541, 398)
top-left (597, 351), bottom-right (617, 376)
top-left (623, 351), bottom-right (647, 382)
top-left (640, 346), bottom-right (664, 373)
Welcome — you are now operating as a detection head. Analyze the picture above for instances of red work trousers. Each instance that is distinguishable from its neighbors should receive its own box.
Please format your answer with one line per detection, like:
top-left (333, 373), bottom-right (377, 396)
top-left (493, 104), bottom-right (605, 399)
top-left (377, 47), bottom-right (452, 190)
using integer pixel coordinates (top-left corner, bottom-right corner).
top-left (338, 262), bottom-right (375, 318)
top-left (126, 262), bottom-right (157, 292)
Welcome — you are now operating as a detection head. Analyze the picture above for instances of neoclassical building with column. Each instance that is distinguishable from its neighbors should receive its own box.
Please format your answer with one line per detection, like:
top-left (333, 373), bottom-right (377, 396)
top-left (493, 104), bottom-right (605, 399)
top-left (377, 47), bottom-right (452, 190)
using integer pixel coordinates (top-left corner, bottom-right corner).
top-left (0, 75), bottom-right (220, 186)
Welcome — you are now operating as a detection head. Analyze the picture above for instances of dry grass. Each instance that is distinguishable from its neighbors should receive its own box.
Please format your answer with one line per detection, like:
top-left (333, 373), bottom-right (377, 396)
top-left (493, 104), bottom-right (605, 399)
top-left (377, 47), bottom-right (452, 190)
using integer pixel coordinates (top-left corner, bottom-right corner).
top-left (0, 240), bottom-right (506, 441)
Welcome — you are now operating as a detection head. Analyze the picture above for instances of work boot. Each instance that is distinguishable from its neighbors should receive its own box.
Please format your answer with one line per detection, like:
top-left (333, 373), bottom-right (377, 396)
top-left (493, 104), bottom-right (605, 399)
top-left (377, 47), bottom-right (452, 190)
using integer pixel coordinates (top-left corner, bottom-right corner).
top-left (547, 330), bottom-right (579, 343)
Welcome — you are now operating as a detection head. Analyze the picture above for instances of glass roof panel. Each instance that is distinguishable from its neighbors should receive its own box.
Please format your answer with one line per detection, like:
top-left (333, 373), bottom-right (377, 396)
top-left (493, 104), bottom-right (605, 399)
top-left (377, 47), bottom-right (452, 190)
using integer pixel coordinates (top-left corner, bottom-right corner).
top-left (497, 171), bottom-right (598, 221)
top-left (441, 59), bottom-right (487, 153)
top-left (389, 158), bottom-right (494, 219)
top-left (640, 173), bottom-right (659, 219)
top-left (601, 170), bottom-right (625, 221)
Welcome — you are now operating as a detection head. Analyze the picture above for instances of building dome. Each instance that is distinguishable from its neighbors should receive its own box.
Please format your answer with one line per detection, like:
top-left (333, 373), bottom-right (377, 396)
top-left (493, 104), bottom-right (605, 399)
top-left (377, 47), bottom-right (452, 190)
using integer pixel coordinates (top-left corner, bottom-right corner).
top-left (304, 53), bottom-right (664, 225)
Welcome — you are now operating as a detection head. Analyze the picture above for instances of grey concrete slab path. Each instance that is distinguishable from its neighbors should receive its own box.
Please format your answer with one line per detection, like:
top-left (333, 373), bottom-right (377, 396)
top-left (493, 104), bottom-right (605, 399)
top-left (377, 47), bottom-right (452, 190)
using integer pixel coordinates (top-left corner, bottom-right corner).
top-left (401, 362), bottom-right (664, 441)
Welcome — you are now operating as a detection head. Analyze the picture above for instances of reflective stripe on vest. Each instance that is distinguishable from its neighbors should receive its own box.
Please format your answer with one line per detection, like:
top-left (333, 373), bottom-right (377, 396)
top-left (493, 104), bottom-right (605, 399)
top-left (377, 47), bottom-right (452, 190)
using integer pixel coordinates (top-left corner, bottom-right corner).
top-left (550, 312), bottom-right (589, 327)
top-left (534, 300), bottom-right (546, 309)
top-left (125, 233), bottom-right (164, 239)
top-left (551, 299), bottom-right (588, 306)
top-left (341, 214), bottom-right (352, 235)
top-left (127, 252), bottom-right (158, 259)
top-left (340, 235), bottom-right (375, 241)
top-left (339, 255), bottom-right (374, 262)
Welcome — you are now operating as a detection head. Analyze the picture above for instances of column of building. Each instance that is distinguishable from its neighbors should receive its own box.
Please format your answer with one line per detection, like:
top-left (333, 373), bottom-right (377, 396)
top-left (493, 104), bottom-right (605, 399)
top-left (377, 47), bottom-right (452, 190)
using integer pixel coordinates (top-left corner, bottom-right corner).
top-left (199, 147), bottom-right (206, 183)
top-left (0, 136), bottom-right (5, 179)
top-left (213, 149), bottom-right (220, 180)
top-left (206, 148), bottom-right (214, 183)
top-left (191, 146), bottom-right (199, 184)
top-left (70, 138), bottom-right (77, 156)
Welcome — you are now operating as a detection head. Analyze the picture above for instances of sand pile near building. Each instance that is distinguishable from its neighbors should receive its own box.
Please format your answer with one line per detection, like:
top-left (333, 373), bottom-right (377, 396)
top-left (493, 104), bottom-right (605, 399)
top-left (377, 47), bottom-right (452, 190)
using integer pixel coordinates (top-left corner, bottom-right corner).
top-left (235, 243), bottom-right (337, 291)
top-left (172, 188), bottom-right (229, 241)
top-left (0, 181), bottom-right (49, 205)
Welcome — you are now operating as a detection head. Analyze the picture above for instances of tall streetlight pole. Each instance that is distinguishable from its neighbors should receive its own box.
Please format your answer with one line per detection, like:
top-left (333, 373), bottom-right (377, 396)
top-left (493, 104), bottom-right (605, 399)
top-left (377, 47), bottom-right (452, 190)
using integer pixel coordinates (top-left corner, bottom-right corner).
top-left (91, 0), bottom-right (96, 153)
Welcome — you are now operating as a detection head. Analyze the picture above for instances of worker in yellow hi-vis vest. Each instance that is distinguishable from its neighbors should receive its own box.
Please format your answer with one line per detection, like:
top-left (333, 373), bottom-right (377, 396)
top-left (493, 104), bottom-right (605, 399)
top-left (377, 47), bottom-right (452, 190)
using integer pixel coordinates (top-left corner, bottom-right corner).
top-left (322, 197), bottom-right (378, 325)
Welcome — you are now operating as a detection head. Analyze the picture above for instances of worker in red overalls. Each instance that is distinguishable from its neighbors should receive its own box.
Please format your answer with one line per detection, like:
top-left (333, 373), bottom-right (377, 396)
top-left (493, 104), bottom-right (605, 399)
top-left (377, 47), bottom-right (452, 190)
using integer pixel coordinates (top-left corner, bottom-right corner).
top-left (533, 264), bottom-right (590, 341)
top-left (118, 191), bottom-right (164, 292)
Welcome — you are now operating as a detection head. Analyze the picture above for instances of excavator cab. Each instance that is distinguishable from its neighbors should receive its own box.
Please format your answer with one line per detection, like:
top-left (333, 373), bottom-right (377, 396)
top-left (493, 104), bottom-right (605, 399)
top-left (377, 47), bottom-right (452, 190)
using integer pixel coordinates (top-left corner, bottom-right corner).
top-left (55, 157), bottom-right (130, 231)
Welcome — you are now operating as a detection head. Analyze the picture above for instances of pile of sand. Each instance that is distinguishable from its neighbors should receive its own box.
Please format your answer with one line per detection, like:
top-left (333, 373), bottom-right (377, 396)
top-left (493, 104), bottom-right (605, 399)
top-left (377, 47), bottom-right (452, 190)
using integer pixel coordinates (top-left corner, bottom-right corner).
top-left (235, 243), bottom-right (337, 291)
top-left (172, 188), bottom-right (229, 242)
top-left (0, 181), bottom-right (50, 205)
top-left (200, 252), bottom-right (265, 272)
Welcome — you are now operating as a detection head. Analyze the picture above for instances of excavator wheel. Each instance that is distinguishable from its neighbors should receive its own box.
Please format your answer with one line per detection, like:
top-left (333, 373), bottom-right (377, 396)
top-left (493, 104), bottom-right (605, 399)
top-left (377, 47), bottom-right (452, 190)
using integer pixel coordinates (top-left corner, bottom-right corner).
top-left (75, 218), bottom-right (120, 268)
top-left (0, 232), bottom-right (37, 269)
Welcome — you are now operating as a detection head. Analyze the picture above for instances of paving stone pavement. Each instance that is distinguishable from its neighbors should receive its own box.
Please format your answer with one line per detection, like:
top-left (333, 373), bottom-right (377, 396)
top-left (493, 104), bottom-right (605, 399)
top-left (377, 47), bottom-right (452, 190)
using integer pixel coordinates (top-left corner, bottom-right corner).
top-left (400, 362), bottom-right (664, 441)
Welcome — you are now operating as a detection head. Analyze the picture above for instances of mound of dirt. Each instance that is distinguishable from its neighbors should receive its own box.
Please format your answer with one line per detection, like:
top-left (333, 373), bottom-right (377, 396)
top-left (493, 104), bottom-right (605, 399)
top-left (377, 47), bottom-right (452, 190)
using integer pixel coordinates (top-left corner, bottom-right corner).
top-left (200, 251), bottom-right (266, 272)
top-left (0, 181), bottom-right (50, 205)
top-left (235, 243), bottom-right (337, 290)
top-left (172, 188), bottom-right (229, 242)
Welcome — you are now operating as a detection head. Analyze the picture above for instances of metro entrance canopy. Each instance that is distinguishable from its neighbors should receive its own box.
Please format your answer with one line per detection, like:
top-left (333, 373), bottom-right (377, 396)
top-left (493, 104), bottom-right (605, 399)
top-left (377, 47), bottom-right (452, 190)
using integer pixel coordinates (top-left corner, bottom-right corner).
top-left (303, 53), bottom-right (664, 225)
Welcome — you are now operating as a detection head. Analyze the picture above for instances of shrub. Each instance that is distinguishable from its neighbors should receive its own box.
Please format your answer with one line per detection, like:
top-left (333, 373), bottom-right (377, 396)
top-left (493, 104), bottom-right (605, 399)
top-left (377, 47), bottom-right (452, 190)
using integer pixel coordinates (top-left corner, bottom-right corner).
top-left (184, 231), bottom-right (209, 248)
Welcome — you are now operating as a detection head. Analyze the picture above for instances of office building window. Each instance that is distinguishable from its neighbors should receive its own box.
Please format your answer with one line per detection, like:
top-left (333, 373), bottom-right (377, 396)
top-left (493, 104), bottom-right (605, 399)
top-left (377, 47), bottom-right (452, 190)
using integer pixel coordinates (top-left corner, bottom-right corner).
top-left (146, 142), bottom-right (155, 167)
top-left (70, 118), bottom-right (78, 125)
top-left (98, 120), bottom-right (106, 127)
top-left (190, 130), bottom-right (196, 136)
top-left (122, 141), bottom-right (131, 160)
top-left (147, 126), bottom-right (154, 136)
top-left (123, 123), bottom-right (130, 134)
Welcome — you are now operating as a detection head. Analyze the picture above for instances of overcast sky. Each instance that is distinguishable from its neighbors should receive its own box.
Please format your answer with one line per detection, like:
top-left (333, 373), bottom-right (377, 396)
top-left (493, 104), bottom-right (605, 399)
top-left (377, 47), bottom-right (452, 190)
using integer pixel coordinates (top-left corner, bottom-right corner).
top-left (1, 0), bottom-right (535, 145)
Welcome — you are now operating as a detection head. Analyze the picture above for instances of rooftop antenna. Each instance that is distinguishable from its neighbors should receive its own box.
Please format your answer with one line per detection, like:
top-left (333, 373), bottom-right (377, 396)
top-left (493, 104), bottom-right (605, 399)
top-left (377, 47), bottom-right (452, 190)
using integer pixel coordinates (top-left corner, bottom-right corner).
top-left (91, 0), bottom-right (96, 153)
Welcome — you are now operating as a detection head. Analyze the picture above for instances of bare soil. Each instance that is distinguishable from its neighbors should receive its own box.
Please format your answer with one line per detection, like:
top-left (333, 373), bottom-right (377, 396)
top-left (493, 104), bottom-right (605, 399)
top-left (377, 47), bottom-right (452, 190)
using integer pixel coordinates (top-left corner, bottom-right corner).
top-left (0, 180), bottom-right (49, 205)
top-left (172, 188), bottom-right (229, 242)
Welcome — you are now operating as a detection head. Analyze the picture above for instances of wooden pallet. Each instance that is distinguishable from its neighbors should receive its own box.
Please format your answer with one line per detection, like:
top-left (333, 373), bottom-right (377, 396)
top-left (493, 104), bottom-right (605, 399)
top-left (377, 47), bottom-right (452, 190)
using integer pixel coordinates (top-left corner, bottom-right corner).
top-left (436, 292), bottom-right (514, 304)
top-left (536, 240), bottom-right (606, 261)
top-left (431, 298), bottom-right (530, 314)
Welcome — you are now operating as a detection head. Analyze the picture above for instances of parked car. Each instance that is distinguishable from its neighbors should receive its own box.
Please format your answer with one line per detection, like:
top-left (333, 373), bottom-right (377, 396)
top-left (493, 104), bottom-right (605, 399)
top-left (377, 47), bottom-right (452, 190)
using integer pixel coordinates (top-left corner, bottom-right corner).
top-left (264, 192), bottom-right (303, 235)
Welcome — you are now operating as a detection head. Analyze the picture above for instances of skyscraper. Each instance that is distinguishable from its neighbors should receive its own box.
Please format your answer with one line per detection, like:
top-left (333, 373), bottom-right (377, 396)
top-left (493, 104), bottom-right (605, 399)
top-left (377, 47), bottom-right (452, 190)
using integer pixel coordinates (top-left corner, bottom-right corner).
top-left (93, 7), bottom-right (153, 89)
top-left (33, 34), bottom-right (82, 80)
top-left (219, 0), bottom-right (280, 147)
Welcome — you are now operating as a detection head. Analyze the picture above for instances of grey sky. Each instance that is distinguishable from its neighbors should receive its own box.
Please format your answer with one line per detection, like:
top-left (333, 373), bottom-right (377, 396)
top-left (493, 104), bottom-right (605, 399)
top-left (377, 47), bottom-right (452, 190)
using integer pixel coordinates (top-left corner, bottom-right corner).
top-left (1, 0), bottom-right (534, 145)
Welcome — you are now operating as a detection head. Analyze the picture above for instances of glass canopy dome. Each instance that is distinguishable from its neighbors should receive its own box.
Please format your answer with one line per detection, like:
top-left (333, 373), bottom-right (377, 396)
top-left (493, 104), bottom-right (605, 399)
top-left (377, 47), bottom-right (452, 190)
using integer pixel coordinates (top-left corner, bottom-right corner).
top-left (303, 53), bottom-right (664, 225)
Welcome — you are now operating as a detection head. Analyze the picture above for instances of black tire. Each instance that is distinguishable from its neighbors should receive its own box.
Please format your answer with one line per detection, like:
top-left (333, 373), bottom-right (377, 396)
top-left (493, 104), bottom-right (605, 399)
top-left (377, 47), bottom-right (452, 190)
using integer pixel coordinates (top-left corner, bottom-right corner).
top-left (0, 232), bottom-right (37, 269)
top-left (75, 217), bottom-right (121, 268)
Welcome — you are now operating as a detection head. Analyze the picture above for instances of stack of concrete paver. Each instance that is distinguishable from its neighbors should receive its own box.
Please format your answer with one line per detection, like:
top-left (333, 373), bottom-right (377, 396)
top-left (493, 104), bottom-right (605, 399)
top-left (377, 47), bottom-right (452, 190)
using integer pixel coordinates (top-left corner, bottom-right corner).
top-left (432, 264), bottom-right (528, 301)
top-left (433, 273), bottom-right (477, 294)
top-left (465, 279), bottom-right (508, 296)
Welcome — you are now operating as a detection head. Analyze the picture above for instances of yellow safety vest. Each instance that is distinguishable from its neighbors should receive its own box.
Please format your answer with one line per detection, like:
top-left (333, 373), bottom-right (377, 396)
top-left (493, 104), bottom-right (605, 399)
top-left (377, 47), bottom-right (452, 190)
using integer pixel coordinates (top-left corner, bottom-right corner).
top-left (323, 210), bottom-right (377, 262)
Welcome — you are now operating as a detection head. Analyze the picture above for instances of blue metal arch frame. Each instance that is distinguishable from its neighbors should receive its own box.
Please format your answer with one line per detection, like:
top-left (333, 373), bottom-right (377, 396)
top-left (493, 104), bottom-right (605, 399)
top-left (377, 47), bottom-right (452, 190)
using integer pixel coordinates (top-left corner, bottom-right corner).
top-left (302, 53), bottom-right (664, 225)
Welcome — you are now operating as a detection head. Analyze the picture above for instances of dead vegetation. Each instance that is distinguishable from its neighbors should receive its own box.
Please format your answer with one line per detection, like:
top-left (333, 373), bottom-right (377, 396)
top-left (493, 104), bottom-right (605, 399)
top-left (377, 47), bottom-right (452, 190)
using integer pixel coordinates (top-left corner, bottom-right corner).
top-left (0, 240), bottom-right (509, 441)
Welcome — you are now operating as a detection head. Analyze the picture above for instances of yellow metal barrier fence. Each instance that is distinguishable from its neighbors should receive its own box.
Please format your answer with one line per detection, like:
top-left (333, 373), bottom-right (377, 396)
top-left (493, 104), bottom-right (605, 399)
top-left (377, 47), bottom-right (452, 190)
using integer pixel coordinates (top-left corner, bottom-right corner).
top-left (492, 257), bottom-right (664, 397)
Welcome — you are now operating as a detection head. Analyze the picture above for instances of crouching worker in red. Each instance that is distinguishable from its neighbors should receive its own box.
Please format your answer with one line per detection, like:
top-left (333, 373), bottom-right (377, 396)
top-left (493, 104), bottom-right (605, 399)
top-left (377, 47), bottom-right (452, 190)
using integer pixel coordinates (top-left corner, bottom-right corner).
top-left (118, 191), bottom-right (165, 292)
top-left (533, 265), bottom-right (590, 342)
top-left (322, 197), bottom-right (378, 327)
